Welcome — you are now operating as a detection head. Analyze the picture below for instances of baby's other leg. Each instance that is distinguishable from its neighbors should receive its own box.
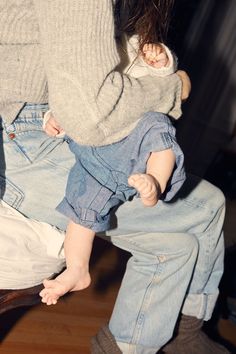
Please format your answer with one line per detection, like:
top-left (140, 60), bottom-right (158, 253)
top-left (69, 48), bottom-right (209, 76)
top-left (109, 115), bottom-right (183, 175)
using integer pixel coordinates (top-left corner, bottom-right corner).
top-left (128, 149), bottom-right (175, 207)
top-left (40, 221), bottom-right (94, 305)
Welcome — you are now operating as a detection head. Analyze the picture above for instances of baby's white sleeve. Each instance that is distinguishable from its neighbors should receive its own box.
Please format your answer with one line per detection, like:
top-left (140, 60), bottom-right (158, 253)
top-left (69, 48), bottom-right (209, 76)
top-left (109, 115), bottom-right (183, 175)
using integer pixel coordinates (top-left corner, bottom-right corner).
top-left (124, 35), bottom-right (178, 78)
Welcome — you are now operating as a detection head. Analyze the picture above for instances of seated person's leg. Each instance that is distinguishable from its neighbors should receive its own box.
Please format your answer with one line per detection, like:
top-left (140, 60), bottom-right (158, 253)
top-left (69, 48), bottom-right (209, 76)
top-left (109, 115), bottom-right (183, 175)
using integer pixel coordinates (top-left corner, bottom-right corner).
top-left (0, 104), bottom-right (75, 230)
top-left (0, 104), bottom-right (74, 289)
top-left (100, 175), bottom-right (228, 354)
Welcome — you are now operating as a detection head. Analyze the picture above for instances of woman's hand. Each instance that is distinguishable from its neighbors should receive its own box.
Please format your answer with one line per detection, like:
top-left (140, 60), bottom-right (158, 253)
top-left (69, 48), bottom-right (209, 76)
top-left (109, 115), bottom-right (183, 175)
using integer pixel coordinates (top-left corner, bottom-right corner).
top-left (176, 70), bottom-right (191, 101)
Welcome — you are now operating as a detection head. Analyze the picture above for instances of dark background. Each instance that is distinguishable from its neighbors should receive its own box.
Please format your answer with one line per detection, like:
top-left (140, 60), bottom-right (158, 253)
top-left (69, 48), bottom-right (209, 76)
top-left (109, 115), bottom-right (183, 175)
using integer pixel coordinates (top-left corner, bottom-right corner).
top-left (168, 0), bottom-right (236, 198)
top-left (168, 0), bottom-right (236, 343)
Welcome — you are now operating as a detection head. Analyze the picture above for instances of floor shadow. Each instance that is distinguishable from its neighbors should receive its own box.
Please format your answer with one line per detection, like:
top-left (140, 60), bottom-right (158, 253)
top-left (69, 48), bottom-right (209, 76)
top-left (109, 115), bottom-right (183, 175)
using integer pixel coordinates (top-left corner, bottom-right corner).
top-left (89, 236), bottom-right (130, 293)
top-left (0, 306), bottom-right (35, 342)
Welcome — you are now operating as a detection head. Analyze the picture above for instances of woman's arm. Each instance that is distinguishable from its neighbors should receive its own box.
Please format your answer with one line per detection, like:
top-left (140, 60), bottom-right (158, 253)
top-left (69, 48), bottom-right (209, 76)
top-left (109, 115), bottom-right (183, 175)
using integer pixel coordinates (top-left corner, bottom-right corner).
top-left (34, 0), bottom-right (182, 146)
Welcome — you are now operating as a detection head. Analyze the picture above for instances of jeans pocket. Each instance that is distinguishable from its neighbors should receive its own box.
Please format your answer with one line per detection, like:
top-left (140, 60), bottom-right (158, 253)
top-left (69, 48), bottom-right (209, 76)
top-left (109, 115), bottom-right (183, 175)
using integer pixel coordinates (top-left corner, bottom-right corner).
top-left (0, 175), bottom-right (24, 209)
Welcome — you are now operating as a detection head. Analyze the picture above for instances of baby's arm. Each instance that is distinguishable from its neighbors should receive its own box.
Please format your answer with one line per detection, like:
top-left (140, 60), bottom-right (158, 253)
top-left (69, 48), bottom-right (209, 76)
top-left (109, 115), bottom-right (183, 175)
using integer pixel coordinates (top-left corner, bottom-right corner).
top-left (43, 110), bottom-right (65, 137)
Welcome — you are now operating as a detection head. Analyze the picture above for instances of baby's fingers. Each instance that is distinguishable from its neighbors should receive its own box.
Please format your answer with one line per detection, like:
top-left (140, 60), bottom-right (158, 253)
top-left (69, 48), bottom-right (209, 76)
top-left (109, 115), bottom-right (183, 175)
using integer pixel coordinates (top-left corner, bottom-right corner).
top-left (152, 52), bottom-right (169, 68)
top-left (44, 123), bottom-right (60, 137)
top-left (152, 44), bottom-right (163, 57)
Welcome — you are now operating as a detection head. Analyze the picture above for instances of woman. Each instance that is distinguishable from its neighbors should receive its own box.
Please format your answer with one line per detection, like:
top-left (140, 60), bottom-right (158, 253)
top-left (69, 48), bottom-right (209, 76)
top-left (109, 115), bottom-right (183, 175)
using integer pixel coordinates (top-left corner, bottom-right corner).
top-left (0, 1), bottom-right (228, 353)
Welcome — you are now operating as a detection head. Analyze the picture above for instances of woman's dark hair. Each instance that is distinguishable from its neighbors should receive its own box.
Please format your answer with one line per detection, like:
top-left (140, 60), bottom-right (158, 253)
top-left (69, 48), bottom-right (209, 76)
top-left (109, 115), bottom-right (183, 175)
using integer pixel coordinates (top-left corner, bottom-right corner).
top-left (115, 0), bottom-right (175, 49)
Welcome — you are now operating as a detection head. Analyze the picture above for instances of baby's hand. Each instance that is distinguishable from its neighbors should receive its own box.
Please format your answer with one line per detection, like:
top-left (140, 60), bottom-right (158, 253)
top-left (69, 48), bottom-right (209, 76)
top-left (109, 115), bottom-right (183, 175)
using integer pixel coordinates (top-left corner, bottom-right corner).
top-left (43, 111), bottom-right (65, 137)
top-left (142, 43), bottom-right (169, 69)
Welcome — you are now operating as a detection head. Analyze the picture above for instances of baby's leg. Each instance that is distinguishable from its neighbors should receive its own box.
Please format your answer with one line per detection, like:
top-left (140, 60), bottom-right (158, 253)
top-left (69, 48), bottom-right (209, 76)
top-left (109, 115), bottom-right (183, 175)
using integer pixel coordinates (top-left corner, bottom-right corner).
top-left (39, 221), bottom-right (94, 305)
top-left (128, 149), bottom-right (175, 207)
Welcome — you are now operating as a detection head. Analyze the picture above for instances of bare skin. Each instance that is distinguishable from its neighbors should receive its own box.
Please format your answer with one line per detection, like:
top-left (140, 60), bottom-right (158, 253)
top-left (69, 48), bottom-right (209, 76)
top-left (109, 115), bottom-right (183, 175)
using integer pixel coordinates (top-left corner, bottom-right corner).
top-left (39, 221), bottom-right (94, 305)
top-left (128, 149), bottom-right (175, 207)
top-left (142, 43), bottom-right (169, 68)
top-left (128, 174), bottom-right (161, 206)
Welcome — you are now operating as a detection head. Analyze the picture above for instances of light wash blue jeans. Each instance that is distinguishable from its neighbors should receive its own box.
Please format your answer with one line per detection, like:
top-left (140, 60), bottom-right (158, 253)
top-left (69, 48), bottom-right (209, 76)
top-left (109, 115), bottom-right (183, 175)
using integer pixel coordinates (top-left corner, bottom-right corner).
top-left (0, 104), bottom-right (225, 354)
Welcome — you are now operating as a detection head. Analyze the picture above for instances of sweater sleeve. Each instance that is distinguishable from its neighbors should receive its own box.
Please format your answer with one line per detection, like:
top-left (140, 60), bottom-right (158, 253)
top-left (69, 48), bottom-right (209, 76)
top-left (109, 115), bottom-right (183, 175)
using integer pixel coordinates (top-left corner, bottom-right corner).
top-left (123, 35), bottom-right (178, 79)
top-left (34, 0), bottom-right (182, 146)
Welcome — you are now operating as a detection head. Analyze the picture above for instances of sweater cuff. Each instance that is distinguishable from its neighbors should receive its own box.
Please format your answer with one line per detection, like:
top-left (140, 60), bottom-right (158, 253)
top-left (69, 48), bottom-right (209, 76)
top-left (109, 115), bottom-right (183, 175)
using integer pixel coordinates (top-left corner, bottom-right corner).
top-left (140, 43), bottom-right (178, 77)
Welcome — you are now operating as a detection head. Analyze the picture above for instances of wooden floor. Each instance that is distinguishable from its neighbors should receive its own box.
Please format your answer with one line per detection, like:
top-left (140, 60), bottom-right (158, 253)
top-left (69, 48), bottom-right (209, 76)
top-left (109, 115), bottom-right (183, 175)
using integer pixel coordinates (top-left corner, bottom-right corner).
top-left (0, 200), bottom-right (236, 354)
top-left (0, 239), bottom-right (127, 354)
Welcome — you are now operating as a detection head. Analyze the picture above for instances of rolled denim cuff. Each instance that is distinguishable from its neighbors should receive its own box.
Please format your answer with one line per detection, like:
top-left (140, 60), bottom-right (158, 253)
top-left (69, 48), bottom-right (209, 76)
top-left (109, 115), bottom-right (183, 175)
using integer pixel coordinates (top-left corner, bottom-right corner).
top-left (56, 197), bottom-right (111, 232)
top-left (182, 290), bottom-right (219, 321)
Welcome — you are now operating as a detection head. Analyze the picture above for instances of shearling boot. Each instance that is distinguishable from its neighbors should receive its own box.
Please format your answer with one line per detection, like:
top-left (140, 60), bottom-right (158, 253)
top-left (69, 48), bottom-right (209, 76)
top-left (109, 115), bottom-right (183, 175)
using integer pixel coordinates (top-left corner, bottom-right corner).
top-left (162, 315), bottom-right (230, 354)
top-left (91, 324), bottom-right (122, 354)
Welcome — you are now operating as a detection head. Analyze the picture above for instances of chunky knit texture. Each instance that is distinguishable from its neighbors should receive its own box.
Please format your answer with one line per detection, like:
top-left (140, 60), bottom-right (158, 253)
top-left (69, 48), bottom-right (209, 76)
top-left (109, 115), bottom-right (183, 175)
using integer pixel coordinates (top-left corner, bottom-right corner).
top-left (91, 325), bottom-right (122, 354)
top-left (162, 315), bottom-right (230, 354)
top-left (0, 0), bottom-right (182, 146)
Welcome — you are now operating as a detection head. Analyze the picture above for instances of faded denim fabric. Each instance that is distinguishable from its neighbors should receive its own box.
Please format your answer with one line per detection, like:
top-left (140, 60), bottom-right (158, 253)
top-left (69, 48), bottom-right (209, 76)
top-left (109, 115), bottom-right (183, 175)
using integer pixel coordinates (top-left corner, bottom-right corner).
top-left (57, 112), bottom-right (185, 232)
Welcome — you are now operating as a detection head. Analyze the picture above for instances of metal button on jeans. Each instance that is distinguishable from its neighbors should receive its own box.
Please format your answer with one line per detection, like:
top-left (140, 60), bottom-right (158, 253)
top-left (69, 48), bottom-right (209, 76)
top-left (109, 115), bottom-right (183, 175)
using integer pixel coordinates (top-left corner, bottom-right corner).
top-left (8, 133), bottom-right (16, 140)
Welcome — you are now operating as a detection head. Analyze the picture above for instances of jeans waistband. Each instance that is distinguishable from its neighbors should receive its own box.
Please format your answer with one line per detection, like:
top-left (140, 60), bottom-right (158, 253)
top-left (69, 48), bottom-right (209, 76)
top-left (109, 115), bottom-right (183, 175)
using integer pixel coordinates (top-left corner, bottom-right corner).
top-left (1, 103), bottom-right (49, 133)
top-left (18, 103), bottom-right (49, 120)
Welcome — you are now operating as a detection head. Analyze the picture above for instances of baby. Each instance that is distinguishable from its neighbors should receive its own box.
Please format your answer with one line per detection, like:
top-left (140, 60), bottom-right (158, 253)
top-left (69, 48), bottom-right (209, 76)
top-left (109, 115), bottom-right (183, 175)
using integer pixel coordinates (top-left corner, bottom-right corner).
top-left (39, 37), bottom-right (185, 305)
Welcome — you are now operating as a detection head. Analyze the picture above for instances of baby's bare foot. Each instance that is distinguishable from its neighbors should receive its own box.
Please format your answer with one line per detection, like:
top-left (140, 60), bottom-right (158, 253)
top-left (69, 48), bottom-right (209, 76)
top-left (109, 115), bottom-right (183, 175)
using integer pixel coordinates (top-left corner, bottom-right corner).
top-left (39, 267), bottom-right (91, 305)
top-left (128, 173), bottom-right (161, 206)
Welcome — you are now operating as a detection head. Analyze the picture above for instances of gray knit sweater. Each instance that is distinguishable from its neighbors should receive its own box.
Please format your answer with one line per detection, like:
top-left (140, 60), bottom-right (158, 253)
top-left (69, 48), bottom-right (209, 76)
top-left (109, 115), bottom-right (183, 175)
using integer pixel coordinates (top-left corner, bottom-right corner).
top-left (0, 0), bottom-right (182, 146)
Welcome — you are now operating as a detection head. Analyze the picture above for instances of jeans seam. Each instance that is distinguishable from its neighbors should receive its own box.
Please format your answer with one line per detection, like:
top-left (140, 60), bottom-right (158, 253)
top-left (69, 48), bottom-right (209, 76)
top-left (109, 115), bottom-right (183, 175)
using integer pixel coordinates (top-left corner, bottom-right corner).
top-left (43, 158), bottom-right (72, 172)
top-left (111, 233), bottom-right (192, 258)
top-left (11, 139), bottom-right (33, 163)
top-left (132, 259), bottom-right (164, 345)
top-left (180, 195), bottom-right (225, 218)
top-left (0, 176), bottom-right (25, 209)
